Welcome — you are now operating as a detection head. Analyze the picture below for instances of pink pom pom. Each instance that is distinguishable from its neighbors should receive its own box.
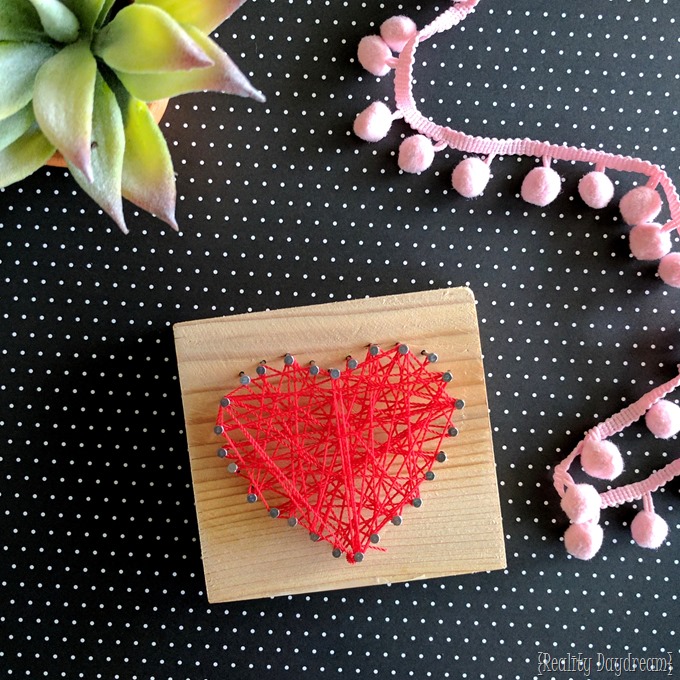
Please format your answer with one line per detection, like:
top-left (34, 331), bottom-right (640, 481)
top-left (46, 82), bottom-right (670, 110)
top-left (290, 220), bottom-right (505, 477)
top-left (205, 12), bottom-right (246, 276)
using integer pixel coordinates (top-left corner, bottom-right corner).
top-left (578, 171), bottom-right (614, 209)
top-left (645, 399), bottom-right (680, 439)
top-left (451, 157), bottom-right (491, 198)
top-left (658, 252), bottom-right (680, 288)
top-left (619, 186), bottom-right (662, 225)
top-left (560, 484), bottom-right (601, 524)
top-left (629, 222), bottom-right (672, 261)
top-left (380, 15), bottom-right (418, 53)
top-left (631, 510), bottom-right (668, 549)
top-left (357, 35), bottom-right (393, 76)
top-left (521, 166), bottom-right (561, 207)
top-left (353, 102), bottom-right (393, 142)
top-left (398, 135), bottom-right (435, 174)
top-left (564, 522), bottom-right (604, 560)
top-left (581, 438), bottom-right (624, 480)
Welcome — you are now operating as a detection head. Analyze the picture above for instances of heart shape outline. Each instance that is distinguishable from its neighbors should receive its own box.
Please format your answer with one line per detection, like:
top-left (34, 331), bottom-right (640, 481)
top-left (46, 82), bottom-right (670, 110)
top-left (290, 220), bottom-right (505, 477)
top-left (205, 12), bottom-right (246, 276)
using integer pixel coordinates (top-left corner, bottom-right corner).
top-left (215, 344), bottom-right (459, 562)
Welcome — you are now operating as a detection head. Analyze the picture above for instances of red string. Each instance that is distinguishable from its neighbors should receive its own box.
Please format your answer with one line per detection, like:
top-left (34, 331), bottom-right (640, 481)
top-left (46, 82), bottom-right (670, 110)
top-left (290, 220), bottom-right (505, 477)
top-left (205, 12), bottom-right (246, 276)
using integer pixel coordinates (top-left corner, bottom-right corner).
top-left (215, 344), bottom-right (458, 562)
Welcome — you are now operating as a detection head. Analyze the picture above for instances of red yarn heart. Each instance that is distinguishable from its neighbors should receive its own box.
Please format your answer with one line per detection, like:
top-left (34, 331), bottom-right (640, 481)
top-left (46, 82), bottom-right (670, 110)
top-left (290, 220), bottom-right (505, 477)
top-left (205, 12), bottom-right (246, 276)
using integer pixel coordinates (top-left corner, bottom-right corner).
top-left (215, 344), bottom-right (459, 562)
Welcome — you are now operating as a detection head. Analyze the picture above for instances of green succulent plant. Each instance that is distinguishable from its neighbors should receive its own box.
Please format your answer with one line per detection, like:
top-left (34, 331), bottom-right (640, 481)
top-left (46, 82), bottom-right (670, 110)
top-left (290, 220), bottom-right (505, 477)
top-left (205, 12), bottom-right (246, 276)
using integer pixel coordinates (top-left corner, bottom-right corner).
top-left (0, 0), bottom-right (264, 232)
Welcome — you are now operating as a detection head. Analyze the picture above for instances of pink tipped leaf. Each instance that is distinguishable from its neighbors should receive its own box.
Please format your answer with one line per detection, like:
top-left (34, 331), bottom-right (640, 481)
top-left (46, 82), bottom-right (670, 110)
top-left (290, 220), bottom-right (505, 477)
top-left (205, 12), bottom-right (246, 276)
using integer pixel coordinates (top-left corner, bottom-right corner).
top-left (33, 39), bottom-right (96, 179)
top-left (121, 97), bottom-right (178, 230)
top-left (94, 4), bottom-right (214, 74)
top-left (136, 0), bottom-right (248, 34)
top-left (0, 42), bottom-right (56, 121)
top-left (115, 24), bottom-right (264, 102)
top-left (66, 73), bottom-right (127, 233)
top-left (0, 124), bottom-right (55, 188)
top-left (26, 0), bottom-right (80, 43)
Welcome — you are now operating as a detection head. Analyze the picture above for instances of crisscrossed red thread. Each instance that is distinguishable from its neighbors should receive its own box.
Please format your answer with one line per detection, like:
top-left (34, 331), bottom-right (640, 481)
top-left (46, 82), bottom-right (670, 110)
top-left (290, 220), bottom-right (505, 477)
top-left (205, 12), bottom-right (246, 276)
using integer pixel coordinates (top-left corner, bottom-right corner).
top-left (215, 344), bottom-right (459, 562)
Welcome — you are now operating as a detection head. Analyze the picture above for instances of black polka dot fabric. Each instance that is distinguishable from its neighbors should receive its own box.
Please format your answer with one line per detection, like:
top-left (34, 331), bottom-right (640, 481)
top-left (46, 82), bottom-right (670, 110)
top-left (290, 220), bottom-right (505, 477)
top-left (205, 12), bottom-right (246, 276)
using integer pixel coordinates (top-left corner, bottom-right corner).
top-left (2, 1), bottom-right (678, 677)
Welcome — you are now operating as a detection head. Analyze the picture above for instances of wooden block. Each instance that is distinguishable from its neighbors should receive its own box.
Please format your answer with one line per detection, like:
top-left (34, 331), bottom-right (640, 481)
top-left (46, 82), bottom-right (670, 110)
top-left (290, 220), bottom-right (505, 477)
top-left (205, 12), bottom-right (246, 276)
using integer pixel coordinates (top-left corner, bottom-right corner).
top-left (173, 288), bottom-right (505, 603)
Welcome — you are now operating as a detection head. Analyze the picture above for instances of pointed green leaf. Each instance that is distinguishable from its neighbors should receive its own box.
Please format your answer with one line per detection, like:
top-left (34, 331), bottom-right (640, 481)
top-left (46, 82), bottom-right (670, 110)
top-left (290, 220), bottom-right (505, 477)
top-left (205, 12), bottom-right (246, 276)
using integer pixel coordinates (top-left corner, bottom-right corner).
top-left (0, 42), bottom-right (56, 121)
top-left (94, 4), bottom-right (213, 74)
top-left (67, 73), bottom-right (127, 232)
top-left (0, 103), bottom-right (35, 151)
top-left (0, 124), bottom-right (55, 188)
top-left (60, 0), bottom-right (104, 34)
top-left (26, 0), bottom-right (80, 43)
top-left (95, 0), bottom-right (115, 28)
top-left (137, 0), bottom-right (247, 34)
top-left (33, 39), bottom-right (96, 178)
top-left (120, 97), bottom-right (177, 229)
top-left (0, 0), bottom-right (44, 42)
top-left (115, 25), bottom-right (264, 102)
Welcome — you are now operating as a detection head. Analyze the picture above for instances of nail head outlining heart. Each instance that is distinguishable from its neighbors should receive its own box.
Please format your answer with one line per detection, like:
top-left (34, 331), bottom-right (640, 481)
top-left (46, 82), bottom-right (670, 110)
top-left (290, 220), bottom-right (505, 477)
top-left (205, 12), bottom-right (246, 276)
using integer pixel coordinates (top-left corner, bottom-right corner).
top-left (354, 0), bottom-right (680, 286)
top-left (214, 344), bottom-right (461, 563)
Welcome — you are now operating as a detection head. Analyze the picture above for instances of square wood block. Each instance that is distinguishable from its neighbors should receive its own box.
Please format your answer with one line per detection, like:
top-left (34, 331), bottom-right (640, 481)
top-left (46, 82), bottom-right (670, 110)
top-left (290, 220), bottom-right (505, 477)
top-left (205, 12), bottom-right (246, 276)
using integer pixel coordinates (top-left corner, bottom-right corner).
top-left (173, 288), bottom-right (505, 603)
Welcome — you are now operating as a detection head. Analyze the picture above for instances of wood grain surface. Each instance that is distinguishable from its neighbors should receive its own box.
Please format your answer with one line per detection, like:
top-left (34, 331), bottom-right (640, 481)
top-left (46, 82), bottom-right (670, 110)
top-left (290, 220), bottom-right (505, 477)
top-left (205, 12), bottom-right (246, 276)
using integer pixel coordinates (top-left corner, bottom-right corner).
top-left (174, 288), bottom-right (505, 603)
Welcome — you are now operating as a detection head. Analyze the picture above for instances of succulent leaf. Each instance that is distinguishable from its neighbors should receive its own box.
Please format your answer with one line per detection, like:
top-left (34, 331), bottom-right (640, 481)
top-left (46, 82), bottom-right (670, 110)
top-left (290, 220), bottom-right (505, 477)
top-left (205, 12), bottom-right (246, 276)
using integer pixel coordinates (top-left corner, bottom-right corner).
top-left (0, 124), bottom-right (55, 188)
top-left (0, 0), bottom-right (44, 42)
top-left (1, 0), bottom-right (264, 230)
top-left (120, 97), bottom-right (177, 230)
top-left (0, 104), bottom-right (36, 151)
top-left (33, 39), bottom-right (96, 179)
top-left (26, 0), bottom-right (80, 43)
top-left (115, 25), bottom-right (264, 102)
top-left (94, 4), bottom-right (213, 74)
top-left (0, 42), bottom-right (56, 121)
top-left (60, 0), bottom-right (104, 34)
top-left (95, 0), bottom-right (115, 28)
top-left (67, 73), bottom-right (127, 233)
top-left (136, 0), bottom-right (248, 34)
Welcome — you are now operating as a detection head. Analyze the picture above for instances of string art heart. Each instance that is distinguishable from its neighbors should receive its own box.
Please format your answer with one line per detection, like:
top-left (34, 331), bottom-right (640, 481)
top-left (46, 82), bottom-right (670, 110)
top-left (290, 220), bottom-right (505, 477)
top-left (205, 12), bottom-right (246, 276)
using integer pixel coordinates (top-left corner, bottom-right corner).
top-left (214, 343), bottom-right (462, 562)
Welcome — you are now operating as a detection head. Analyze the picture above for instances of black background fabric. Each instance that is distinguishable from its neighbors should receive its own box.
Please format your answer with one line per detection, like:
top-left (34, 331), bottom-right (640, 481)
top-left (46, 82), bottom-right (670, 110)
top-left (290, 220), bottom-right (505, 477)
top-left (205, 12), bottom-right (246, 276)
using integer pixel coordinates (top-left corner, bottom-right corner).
top-left (1, 1), bottom-right (679, 678)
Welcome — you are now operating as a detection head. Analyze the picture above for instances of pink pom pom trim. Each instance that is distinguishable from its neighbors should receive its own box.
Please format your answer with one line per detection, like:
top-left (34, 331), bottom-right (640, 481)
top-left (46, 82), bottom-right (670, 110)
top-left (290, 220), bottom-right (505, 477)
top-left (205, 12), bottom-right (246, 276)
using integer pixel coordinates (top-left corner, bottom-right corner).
top-left (358, 35), bottom-right (393, 77)
top-left (554, 372), bottom-right (680, 559)
top-left (353, 0), bottom-right (680, 561)
top-left (398, 135), bottom-right (435, 174)
top-left (451, 157), bottom-right (491, 198)
top-left (658, 252), bottom-right (680, 288)
top-left (645, 399), bottom-right (680, 439)
top-left (380, 16), bottom-right (418, 53)
top-left (560, 484), bottom-right (601, 524)
top-left (631, 510), bottom-right (668, 549)
top-left (629, 222), bottom-right (672, 261)
top-left (619, 186), bottom-right (662, 226)
top-left (521, 166), bottom-right (561, 207)
top-left (355, 0), bottom-right (680, 287)
top-left (564, 522), bottom-right (603, 560)
top-left (578, 171), bottom-right (615, 209)
top-left (580, 438), bottom-right (624, 481)
top-left (353, 102), bottom-right (393, 143)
